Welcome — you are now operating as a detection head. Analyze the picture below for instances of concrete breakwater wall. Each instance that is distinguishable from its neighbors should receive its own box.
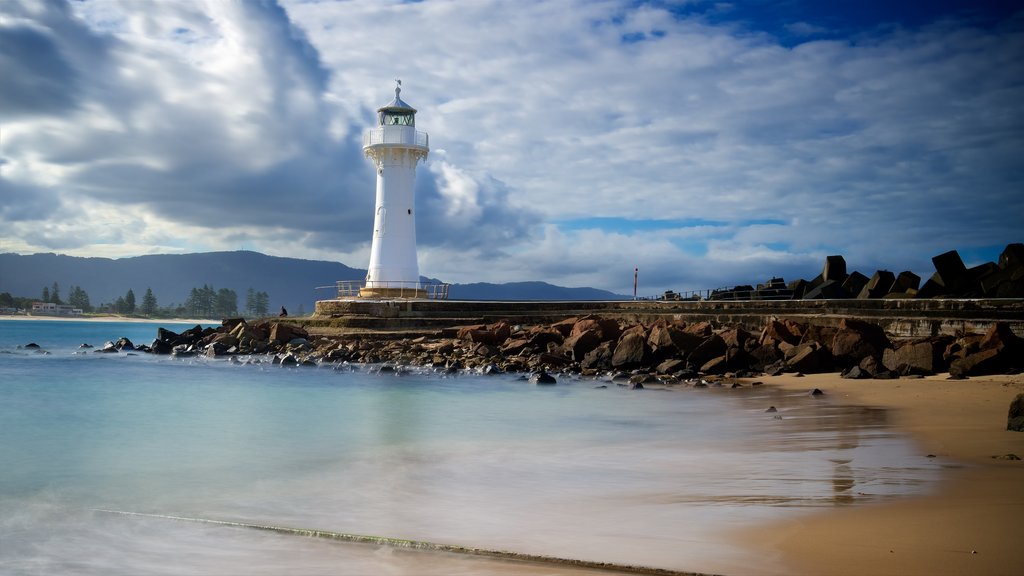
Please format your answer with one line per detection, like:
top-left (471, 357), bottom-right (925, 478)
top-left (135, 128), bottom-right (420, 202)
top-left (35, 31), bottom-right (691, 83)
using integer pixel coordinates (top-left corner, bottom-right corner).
top-left (311, 298), bottom-right (1024, 339)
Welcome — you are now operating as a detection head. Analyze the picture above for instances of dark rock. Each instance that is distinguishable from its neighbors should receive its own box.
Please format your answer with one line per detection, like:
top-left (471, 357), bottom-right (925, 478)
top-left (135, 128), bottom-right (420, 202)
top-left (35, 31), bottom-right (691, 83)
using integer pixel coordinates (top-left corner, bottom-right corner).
top-left (98, 341), bottom-right (119, 353)
top-left (765, 406), bottom-right (778, 413)
top-left (788, 278), bottom-right (808, 299)
top-left (629, 381), bottom-right (645, 390)
top-left (823, 255), bottom-right (848, 284)
top-left (831, 318), bottom-right (890, 369)
top-left (655, 358), bottom-right (687, 374)
top-left (949, 348), bottom-right (1003, 378)
top-left (1000, 397), bottom-right (1023, 433)
top-left (932, 250), bottom-right (971, 295)
top-left (857, 270), bottom-right (896, 299)
top-left (916, 272), bottom-right (948, 298)
top-left (841, 365), bottom-right (870, 379)
top-left (527, 329), bottom-right (564, 349)
top-left (786, 342), bottom-right (830, 374)
top-left (747, 344), bottom-right (782, 371)
top-left (23, 342), bottom-right (40, 349)
top-left (764, 360), bottom-right (786, 376)
top-left (803, 280), bottom-right (848, 299)
top-left (882, 337), bottom-right (952, 375)
top-left (809, 388), bottom-right (824, 396)
top-left (79, 343), bottom-right (93, 348)
top-left (890, 270), bottom-right (921, 294)
top-left (700, 355), bottom-right (729, 375)
top-left (992, 453), bottom-right (1021, 460)
top-left (529, 371), bottom-right (557, 385)
top-left (1000, 243), bottom-right (1024, 270)
top-left (841, 272), bottom-right (870, 299)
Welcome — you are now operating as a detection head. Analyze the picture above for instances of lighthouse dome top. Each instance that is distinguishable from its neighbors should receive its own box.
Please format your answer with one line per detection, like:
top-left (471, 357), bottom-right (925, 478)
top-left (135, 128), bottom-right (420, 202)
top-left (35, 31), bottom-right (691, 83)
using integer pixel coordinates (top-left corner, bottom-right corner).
top-left (377, 80), bottom-right (416, 127)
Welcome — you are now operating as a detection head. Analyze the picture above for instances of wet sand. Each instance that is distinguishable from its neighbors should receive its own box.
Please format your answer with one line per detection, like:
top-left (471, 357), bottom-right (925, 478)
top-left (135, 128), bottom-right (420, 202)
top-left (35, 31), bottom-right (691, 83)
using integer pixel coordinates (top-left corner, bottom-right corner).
top-left (744, 373), bottom-right (1024, 576)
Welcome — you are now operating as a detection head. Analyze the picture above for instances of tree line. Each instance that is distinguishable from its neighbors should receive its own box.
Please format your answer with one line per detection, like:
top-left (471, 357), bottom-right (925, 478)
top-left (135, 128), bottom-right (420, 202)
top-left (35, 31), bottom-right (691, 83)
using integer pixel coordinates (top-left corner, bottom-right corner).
top-left (0, 282), bottom-right (273, 319)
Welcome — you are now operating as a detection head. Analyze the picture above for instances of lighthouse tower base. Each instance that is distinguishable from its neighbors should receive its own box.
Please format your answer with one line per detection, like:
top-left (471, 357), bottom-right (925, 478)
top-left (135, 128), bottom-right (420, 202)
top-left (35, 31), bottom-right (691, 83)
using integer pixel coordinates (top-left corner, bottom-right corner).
top-left (358, 286), bottom-right (428, 299)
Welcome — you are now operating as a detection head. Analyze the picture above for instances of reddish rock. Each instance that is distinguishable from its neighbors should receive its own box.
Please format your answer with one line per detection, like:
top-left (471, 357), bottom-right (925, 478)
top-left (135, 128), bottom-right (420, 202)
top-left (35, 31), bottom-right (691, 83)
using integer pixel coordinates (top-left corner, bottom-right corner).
top-left (562, 330), bottom-right (602, 361)
top-left (759, 320), bottom-right (800, 347)
top-left (718, 327), bottom-right (751, 349)
top-left (269, 322), bottom-right (308, 344)
top-left (700, 355), bottom-right (728, 375)
top-left (612, 331), bottom-right (650, 368)
top-left (571, 316), bottom-right (621, 342)
top-left (786, 342), bottom-right (831, 374)
top-left (687, 334), bottom-right (726, 369)
top-left (550, 317), bottom-right (578, 337)
top-left (527, 328), bottom-right (564, 349)
top-left (581, 341), bottom-right (614, 370)
top-left (685, 321), bottom-right (714, 337)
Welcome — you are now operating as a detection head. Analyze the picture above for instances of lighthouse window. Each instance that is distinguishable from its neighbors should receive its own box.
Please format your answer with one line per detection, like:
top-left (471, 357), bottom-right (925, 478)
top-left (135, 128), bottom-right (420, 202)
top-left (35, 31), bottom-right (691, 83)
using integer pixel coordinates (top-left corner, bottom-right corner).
top-left (381, 112), bottom-right (415, 127)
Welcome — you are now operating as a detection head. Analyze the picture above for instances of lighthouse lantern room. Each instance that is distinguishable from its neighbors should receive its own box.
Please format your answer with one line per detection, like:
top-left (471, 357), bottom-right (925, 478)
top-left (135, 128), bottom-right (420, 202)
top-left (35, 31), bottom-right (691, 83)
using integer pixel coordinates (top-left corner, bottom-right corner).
top-left (360, 81), bottom-right (430, 299)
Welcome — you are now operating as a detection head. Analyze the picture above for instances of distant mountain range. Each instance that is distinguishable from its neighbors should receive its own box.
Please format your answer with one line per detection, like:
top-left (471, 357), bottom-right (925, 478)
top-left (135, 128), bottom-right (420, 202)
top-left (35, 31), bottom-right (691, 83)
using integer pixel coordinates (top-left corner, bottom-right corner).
top-left (0, 251), bottom-right (625, 313)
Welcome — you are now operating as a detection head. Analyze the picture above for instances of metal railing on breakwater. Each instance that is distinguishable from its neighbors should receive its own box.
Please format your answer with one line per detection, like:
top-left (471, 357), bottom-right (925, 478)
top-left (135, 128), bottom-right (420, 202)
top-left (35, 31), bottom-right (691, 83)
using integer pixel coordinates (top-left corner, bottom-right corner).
top-left (333, 280), bottom-right (450, 300)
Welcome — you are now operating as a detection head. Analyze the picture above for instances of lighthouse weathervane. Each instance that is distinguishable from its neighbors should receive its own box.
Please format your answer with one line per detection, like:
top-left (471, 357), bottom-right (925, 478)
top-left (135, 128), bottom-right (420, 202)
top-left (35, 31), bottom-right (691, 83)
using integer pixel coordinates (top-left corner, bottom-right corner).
top-left (360, 80), bottom-right (430, 298)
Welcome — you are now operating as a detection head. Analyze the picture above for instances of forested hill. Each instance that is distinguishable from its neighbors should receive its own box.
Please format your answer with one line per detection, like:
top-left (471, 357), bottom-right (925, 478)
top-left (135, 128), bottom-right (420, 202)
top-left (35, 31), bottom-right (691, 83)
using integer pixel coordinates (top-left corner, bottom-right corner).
top-left (0, 251), bottom-right (626, 314)
top-left (0, 251), bottom-right (361, 315)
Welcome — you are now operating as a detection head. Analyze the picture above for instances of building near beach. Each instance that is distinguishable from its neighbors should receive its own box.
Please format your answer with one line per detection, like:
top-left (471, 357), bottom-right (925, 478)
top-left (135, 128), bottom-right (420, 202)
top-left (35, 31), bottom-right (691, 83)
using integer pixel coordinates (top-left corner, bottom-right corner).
top-left (359, 81), bottom-right (430, 299)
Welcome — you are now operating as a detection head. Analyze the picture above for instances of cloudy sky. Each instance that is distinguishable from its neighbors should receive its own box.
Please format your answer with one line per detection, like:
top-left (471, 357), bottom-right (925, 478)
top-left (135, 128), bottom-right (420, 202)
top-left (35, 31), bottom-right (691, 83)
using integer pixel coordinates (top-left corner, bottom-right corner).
top-left (2, 0), bottom-right (1022, 295)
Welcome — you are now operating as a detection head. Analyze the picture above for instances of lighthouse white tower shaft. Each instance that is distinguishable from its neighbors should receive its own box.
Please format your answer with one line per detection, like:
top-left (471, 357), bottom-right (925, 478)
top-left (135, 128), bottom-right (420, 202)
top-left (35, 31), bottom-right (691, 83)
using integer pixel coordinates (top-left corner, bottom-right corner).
top-left (361, 82), bottom-right (429, 298)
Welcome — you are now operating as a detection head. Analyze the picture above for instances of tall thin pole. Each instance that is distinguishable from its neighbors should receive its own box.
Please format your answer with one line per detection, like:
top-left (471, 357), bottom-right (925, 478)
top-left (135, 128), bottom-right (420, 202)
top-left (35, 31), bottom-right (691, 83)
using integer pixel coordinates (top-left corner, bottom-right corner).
top-left (633, 267), bottom-right (638, 300)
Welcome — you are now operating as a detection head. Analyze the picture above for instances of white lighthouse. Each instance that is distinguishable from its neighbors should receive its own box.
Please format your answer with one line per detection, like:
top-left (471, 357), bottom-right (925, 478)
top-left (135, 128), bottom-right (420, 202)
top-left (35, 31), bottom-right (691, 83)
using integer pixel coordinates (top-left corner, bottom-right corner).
top-left (360, 81), bottom-right (429, 299)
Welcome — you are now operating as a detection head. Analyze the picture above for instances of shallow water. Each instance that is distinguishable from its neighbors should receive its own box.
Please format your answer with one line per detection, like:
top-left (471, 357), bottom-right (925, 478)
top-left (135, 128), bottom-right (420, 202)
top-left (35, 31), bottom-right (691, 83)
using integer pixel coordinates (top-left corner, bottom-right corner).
top-left (0, 320), bottom-right (942, 575)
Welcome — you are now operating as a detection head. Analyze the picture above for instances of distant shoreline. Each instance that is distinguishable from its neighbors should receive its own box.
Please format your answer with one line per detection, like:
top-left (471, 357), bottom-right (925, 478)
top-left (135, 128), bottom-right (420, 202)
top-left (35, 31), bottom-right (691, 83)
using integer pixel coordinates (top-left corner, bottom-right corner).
top-left (0, 314), bottom-right (218, 324)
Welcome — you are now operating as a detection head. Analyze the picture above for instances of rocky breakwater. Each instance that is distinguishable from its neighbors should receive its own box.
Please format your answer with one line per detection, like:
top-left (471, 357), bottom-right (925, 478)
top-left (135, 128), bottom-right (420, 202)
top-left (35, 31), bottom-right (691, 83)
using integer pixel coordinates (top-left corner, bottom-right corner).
top-left (122, 315), bottom-right (1024, 384)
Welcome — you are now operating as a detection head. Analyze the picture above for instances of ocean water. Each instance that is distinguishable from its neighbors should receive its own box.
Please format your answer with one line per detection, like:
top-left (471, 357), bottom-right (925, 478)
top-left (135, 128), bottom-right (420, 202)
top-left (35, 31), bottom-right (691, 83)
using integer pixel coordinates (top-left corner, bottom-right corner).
top-left (0, 319), bottom-right (942, 575)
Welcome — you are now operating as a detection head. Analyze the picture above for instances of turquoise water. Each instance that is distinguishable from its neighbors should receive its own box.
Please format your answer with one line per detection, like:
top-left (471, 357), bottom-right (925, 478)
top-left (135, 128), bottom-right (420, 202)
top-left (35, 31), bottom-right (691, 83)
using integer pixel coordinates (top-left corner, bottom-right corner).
top-left (0, 320), bottom-right (942, 575)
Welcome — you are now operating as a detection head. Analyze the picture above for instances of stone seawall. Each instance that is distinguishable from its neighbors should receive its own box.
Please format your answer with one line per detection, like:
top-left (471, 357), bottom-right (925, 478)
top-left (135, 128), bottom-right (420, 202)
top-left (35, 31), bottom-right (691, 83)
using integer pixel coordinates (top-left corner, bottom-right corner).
top-left (311, 298), bottom-right (1024, 338)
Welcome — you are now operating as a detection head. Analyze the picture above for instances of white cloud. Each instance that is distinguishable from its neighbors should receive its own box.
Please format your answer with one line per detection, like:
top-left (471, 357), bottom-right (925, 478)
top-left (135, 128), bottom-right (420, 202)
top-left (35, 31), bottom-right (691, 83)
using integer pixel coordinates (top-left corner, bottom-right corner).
top-left (1, 0), bottom-right (1021, 296)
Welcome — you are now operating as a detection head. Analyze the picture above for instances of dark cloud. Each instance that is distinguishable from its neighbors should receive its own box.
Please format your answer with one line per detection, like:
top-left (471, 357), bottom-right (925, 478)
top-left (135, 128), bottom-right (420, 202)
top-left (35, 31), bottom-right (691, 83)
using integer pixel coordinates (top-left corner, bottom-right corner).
top-left (0, 25), bottom-right (79, 118)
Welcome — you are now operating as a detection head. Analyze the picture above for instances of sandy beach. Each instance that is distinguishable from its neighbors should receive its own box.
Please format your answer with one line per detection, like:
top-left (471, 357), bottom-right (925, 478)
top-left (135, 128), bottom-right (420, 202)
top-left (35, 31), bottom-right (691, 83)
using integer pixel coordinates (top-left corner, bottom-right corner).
top-left (745, 373), bottom-right (1024, 576)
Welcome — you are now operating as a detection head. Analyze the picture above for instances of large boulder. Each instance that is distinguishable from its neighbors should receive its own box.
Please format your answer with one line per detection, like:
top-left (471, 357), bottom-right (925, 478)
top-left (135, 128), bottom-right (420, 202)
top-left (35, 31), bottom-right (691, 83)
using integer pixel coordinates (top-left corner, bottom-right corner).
top-left (611, 331), bottom-right (650, 369)
top-left (581, 341), bottom-right (614, 370)
top-left (831, 319), bottom-right (890, 368)
top-left (270, 323), bottom-right (308, 345)
top-left (841, 272), bottom-right (870, 299)
top-left (562, 329), bottom-right (602, 361)
top-left (647, 322), bottom-right (704, 358)
top-left (570, 316), bottom-right (621, 342)
top-left (687, 334), bottom-right (726, 369)
top-left (785, 342), bottom-right (831, 374)
top-left (857, 270), bottom-right (896, 299)
top-left (882, 336), bottom-right (953, 375)
top-left (950, 322), bottom-right (1023, 377)
top-left (823, 255), bottom-right (848, 284)
top-left (759, 319), bottom-right (800, 347)
top-left (890, 271), bottom-right (921, 295)
top-left (931, 250), bottom-right (971, 295)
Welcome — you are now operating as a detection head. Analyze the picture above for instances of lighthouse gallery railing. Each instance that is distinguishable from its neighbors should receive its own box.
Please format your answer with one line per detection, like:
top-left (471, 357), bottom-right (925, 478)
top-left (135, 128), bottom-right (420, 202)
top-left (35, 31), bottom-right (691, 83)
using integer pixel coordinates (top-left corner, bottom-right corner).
top-left (362, 126), bottom-right (429, 148)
